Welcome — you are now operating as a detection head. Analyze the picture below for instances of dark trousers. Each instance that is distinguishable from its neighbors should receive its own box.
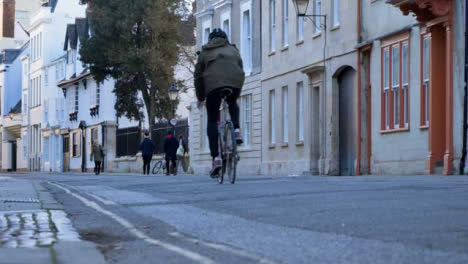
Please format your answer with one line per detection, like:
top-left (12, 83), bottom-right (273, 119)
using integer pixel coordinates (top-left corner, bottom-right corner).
top-left (143, 155), bottom-right (152, 175)
top-left (206, 88), bottom-right (241, 158)
top-left (165, 157), bottom-right (177, 175)
top-left (94, 161), bottom-right (102, 175)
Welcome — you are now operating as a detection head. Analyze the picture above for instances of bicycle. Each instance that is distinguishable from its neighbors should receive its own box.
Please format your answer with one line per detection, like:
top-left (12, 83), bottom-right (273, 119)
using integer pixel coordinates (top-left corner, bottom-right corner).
top-left (215, 88), bottom-right (240, 184)
top-left (152, 158), bottom-right (166, 175)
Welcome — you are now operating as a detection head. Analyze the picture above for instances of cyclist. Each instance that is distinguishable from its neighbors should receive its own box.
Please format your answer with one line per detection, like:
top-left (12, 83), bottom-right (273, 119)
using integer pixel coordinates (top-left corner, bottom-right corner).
top-left (194, 28), bottom-right (245, 177)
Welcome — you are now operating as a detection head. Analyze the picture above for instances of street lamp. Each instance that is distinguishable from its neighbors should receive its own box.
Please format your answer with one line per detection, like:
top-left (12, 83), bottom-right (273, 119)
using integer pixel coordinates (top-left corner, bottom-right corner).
top-left (168, 83), bottom-right (179, 101)
top-left (292, 0), bottom-right (310, 17)
top-left (291, 0), bottom-right (326, 30)
top-left (168, 83), bottom-right (179, 131)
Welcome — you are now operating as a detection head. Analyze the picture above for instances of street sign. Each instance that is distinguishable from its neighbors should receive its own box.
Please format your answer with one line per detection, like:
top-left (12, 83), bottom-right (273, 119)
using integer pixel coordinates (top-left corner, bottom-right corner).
top-left (170, 118), bottom-right (177, 126)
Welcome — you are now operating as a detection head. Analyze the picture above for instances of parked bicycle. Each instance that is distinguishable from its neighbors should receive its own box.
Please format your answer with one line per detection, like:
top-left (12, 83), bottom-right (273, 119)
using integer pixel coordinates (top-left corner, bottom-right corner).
top-left (152, 158), bottom-right (166, 175)
top-left (214, 88), bottom-right (240, 184)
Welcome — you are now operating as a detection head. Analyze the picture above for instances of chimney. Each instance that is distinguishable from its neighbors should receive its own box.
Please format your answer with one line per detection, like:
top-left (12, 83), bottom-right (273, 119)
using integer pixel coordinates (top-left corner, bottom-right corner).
top-left (0, 0), bottom-right (15, 38)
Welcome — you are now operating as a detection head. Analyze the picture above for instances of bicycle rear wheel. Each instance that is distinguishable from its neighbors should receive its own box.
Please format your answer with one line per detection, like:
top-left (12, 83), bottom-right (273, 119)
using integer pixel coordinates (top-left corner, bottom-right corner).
top-left (217, 136), bottom-right (224, 184)
top-left (152, 160), bottom-right (164, 175)
top-left (227, 124), bottom-right (237, 184)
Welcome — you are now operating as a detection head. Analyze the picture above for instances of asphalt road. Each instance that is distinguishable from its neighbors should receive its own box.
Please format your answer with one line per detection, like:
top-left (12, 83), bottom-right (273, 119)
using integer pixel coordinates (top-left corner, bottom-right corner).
top-left (17, 173), bottom-right (468, 264)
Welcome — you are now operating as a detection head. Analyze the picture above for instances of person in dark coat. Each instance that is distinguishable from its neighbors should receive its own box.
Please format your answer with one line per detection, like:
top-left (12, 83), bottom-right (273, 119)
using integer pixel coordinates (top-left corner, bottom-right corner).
top-left (90, 141), bottom-right (104, 175)
top-left (194, 28), bottom-right (245, 177)
top-left (140, 131), bottom-right (155, 175)
top-left (164, 130), bottom-right (179, 175)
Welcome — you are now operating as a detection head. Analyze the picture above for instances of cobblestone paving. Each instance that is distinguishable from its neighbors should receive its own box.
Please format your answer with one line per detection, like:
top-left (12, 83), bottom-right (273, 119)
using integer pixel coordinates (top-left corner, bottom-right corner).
top-left (0, 210), bottom-right (80, 248)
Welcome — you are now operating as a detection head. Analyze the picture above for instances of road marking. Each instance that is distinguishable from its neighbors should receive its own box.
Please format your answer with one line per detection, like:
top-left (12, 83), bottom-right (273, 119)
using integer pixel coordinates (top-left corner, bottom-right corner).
top-left (169, 231), bottom-right (278, 264)
top-left (48, 182), bottom-right (215, 264)
top-left (86, 193), bottom-right (118, 206)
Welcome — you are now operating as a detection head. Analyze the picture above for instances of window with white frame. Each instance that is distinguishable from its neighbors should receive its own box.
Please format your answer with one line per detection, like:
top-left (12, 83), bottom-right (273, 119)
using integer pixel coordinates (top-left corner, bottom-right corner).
top-left (391, 45), bottom-right (400, 128)
top-left (23, 93), bottom-right (27, 113)
top-left (282, 86), bottom-right (288, 143)
top-left (269, 90), bottom-right (276, 144)
top-left (30, 76), bottom-right (41, 108)
top-left (422, 36), bottom-right (430, 127)
top-left (296, 82), bottom-right (304, 142)
top-left (383, 48), bottom-right (390, 129)
top-left (313, 0), bottom-right (322, 33)
top-left (270, 0), bottom-right (276, 52)
top-left (221, 9), bottom-right (231, 41)
top-left (332, 0), bottom-right (340, 27)
top-left (402, 43), bottom-right (409, 127)
top-left (201, 106), bottom-right (209, 152)
top-left (203, 27), bottom-right (211, 45)
top-left (90, 82), bottom-right (100, 107)
top-left (381, 37), bottom-right (410, 131)
top-left (223, 19), bottom-right (230, 40)
top-left (67, 49), bottom-right (75, 64)
top-left (297, 16), bottom-right (304, 42)
top-left (43, 137), bottom-right (49, 162)
top-left (282, 0), bottom-right (289, 47)
top-left (241, 94), bottom-right (252, 147)
top-left (241, 3), bottom-right (252, 74)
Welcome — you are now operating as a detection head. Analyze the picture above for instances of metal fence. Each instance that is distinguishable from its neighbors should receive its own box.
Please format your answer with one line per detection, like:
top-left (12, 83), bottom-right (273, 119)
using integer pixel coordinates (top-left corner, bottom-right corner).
top-left (116, 126), bottom-right (141, 157)
top-left (152, 118), bottom-right (189, 155)
top-left (116, 119), bottom-right (189, 157)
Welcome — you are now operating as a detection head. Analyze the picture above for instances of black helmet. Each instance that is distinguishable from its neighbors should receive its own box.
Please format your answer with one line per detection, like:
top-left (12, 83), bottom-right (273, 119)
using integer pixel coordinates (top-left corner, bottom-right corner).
top-left (208, 28), bottom-right (227, 41)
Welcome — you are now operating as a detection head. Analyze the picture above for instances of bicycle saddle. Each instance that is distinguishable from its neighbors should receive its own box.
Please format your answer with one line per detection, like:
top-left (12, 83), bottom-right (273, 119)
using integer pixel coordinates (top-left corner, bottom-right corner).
top-left (219, 88), bottom-right (232, 97)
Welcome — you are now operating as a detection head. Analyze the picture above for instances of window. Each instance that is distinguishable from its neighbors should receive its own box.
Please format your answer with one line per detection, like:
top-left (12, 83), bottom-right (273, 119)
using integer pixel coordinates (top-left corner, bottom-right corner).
top-left (74, 85), bottom-right (79, 112)
top-left (383, 49), bottom-right (390, 129)
top-left (203, 27), bottom-right (210, 44)
top-left (67, 49), bottom-right (75, 64)
top-left (297, 82), bottom-right (304, 142)
top-left (23, 93), bottom-right (27, 113)
top-left (402, 43), bottom-right (409, 127)
top-left (270, 0), bottom-right (276, 52)
top-left (241, 7), bottom-right (252, 74)
top-left (332, 0), bottom-right (340, 27)
top-left (282, 86), bottom-right (288, 143)
top-left (297, 16), bottom-right (304, 42)
top-left (44, 68), bottom-right (48, 85)
top-left (313, 0), bottom-right (322, 33)
top-left (282, 0), bottom-right (289, 47)
top-left (222, 19), bottom-right (230, 41)
top-left (269, 90), bottom-right (276, 144)
top-left (43, 137), bottom-right (49, 162)
top-left (90, 82), bottom-right (100, 107)
top-left (72, 132), bottom-right (78, 157)
top-left (421, 35), bottom-right (431, 127)
top-left (381, 38), bottom-right (410, 131)
top-left (30, 76), bottom-right (41, 108)
top-left (241, 95), bottom-right (252, 147)
top-left (392, 46), bottom-right (400, 128)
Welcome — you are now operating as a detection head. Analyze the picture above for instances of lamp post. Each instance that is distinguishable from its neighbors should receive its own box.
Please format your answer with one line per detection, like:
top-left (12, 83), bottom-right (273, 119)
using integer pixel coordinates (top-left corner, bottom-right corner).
top-left (291, 0), bottom-right (327, 30)
top-left (168, 83), bottom-right (179, 131)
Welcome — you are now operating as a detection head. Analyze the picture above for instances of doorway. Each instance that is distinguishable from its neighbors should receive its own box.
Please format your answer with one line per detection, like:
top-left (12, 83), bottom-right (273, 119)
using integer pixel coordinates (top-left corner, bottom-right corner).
top-left (338, 67), bottom-right (357, 176)
top-left (11, 141), bottom-right (17, 172)
top-left (63, 135), bottom-right (70, 172)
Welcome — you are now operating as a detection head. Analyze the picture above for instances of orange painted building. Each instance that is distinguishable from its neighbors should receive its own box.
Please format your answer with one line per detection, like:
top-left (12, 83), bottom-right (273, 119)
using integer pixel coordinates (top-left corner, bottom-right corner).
top-left (356, 0), bottom-right (465, 175)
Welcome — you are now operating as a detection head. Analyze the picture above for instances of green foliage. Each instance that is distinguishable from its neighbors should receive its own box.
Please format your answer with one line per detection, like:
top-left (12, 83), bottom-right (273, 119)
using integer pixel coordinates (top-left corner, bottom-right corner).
top-left (80, 0), bottom-right (191, 127)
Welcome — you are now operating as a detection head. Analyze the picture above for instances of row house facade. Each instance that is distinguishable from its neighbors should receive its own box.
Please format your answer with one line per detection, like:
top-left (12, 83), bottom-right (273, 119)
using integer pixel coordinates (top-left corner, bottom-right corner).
top-left (190, 0), bottom-right (466, 176)
top-left (190, 0), bottom-right (263, 175)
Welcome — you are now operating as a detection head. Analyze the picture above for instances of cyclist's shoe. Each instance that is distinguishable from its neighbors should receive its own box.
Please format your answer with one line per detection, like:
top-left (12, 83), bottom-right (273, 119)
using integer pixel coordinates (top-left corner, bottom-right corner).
top-left (234, 129), bottom-right (243, 145)
top-left (210, 157), bottom-right (222, 178)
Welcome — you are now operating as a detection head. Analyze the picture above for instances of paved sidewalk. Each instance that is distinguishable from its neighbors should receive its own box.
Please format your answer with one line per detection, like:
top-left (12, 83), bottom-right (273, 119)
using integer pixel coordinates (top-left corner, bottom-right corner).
top-left (0, 176), bottom-right (107, 264)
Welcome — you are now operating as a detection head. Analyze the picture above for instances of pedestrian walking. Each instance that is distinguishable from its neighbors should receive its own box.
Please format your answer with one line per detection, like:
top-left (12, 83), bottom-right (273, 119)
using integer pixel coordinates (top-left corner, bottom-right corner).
top-left (176, 134), bottom-right (188, 173)
top-left (90, 141), bottom-right (104, 175)
top-left (164, 130), bottom-right (179, 175)
top-left (140, 131), bottom-right (155, 175)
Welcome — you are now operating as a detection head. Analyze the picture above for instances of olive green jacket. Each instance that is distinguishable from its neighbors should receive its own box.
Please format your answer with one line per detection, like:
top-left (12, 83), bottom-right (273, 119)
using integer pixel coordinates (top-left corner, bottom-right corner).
top-left (90, 144), bottom-right (103, 162)
top-left (194, 38), bottom-right (245, 101)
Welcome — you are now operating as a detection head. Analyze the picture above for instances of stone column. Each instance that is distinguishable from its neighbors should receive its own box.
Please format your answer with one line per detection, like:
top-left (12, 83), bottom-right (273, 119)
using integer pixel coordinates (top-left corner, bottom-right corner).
top-left (102, 121), bottom-right (117, 172)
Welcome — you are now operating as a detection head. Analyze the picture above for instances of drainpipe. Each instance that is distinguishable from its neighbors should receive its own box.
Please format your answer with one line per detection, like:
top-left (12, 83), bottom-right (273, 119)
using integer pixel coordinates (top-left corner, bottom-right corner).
top-left (460, 0), bottom-right (468, 174)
